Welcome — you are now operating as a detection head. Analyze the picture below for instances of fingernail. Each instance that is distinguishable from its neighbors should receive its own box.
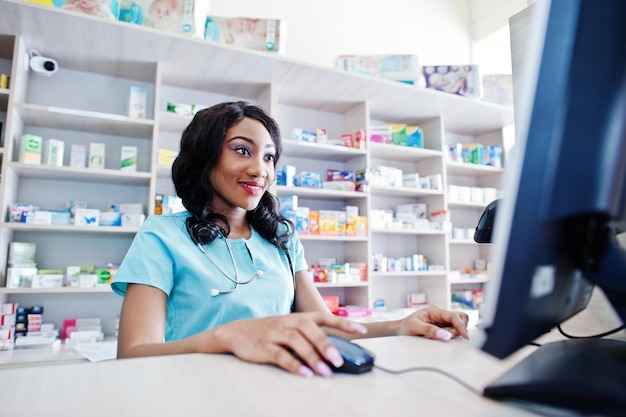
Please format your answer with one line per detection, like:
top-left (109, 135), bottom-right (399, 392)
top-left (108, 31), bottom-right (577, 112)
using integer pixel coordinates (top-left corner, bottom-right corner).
top-left (350, 323), bottom-right (368, 334)
top-left (326, 346), bottom-right (344, 368)
top-left (316, 361), bottom-right (334, 378)
top-left (298, 366), bottom-right (314, 378)
top-left (435, 329), bottom-right (452, 341)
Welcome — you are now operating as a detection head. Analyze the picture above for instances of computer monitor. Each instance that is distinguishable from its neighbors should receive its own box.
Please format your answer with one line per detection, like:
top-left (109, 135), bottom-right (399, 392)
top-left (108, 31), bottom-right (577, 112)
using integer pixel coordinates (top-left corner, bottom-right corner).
top-left (473, 0), bottom-right (626, 414)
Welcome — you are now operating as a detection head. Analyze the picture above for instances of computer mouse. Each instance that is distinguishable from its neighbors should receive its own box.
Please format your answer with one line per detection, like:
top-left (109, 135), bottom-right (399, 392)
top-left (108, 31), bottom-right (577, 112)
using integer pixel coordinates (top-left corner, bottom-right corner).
top-left (325, 334), bottom-right (375, 374)
top-left (288, 334), bottom-right (375, 374)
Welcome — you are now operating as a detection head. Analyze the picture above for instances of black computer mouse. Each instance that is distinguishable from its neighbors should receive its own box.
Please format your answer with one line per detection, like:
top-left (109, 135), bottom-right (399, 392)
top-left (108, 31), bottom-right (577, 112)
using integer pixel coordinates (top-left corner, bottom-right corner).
top-left (288, 334), bottom-right (375, 374)
top-left (326, 334), bottom-right (375, 374)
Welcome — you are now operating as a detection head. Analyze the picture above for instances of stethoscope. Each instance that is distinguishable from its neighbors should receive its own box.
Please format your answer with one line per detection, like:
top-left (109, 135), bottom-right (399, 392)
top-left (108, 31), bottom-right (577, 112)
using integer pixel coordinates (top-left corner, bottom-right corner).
top-left (188, 224), bottom-right (295, 304)
top-left (196, 236), bottom-right (263, 296)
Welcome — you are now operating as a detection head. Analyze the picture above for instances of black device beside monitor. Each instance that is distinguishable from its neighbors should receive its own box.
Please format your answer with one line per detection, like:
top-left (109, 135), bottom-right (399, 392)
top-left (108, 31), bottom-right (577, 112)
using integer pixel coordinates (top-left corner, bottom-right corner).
top-left (472, 0), bottom-right (626, 414)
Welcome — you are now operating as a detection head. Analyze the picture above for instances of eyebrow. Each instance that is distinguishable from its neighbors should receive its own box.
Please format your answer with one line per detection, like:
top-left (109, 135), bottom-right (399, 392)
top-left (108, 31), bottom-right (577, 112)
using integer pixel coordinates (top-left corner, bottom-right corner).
top-left (227, 135), bottom-right (276, 150)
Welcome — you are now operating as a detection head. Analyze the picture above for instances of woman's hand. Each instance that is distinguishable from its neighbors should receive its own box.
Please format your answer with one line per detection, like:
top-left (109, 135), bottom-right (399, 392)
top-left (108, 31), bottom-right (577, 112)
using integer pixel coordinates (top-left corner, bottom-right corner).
top-left (397, 306), bottom-right (470, 341)
top-left (208, 312), bottom-right (367, 378)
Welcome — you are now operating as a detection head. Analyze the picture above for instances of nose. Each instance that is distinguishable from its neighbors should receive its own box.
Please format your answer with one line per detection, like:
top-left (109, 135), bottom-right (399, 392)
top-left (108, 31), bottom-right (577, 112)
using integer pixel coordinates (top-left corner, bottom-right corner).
top-left (247, 155), bottom-right (270, 179)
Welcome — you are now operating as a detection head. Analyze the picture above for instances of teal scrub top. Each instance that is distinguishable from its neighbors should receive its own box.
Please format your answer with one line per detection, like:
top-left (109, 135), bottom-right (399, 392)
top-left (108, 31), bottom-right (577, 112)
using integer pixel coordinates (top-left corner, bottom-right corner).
top-left (111, 211), bottom-right (307, 341)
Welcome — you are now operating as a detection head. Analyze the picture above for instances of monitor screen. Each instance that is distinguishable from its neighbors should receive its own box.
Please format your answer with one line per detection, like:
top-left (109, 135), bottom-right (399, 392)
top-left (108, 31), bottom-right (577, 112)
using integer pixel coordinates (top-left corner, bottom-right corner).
top-left (472, 0), bottom-right (626, 414)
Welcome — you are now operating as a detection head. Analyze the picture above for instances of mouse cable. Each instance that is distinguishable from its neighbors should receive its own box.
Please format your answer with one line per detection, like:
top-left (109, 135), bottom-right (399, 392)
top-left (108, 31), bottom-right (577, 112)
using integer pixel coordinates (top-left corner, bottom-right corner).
top-left (556, 323), bottom-right (625, 339)
top-left (373, 364), bottom-right (482, 396)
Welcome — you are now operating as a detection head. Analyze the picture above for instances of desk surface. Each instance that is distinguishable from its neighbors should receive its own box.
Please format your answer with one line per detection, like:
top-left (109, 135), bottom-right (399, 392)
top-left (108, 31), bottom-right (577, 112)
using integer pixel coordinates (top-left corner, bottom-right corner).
top-left (0, 334), bottom-right (545, 417)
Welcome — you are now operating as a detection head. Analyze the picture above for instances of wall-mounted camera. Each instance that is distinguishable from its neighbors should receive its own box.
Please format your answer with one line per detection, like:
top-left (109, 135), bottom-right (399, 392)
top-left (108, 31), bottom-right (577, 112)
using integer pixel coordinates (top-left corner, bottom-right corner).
top-left (28, 50), bottom-right (58, 76)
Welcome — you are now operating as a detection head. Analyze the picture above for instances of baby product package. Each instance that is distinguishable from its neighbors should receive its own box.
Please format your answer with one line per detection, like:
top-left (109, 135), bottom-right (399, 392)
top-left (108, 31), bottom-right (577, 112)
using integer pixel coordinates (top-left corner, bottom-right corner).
top-left (117, 0), bottom-right (197, 36)
top-left (335, 54), bottom-right (424, 86)
top-left (422, 65), bottom-right (482, 99)
top-left (27, 0), bottom-right (120, 20)
top-left (203, 16), bottom-right (286, 53)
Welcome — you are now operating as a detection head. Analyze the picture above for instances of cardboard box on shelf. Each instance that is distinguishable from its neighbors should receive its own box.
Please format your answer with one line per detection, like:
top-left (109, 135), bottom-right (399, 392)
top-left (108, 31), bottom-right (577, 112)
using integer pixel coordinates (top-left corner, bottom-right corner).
top-left (204, 16), bottom-right (286, 53)
top-left (335, 54), bottom-right (423, 85)
top-left (423, 65), bottom-right (482, 98)
top-left (118, 0), bottom-right (197, 36)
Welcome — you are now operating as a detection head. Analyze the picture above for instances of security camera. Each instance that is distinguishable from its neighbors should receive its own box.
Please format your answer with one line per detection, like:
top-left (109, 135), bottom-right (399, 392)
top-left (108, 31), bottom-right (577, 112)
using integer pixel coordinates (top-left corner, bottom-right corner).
top-left (28, 50), bottom-right (58, 76)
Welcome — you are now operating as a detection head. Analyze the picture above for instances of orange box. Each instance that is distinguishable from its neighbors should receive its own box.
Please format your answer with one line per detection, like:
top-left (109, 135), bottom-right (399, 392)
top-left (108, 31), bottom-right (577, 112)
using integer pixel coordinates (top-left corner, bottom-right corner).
top-left (322, 296), bottom-right (340, 314)
top-left (309, 210), bottom-right (319, 235)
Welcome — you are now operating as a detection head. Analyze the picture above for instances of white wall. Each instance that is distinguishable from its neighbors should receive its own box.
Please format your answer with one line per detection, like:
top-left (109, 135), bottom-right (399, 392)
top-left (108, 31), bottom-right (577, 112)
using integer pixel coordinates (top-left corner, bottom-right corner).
top-left (205, 0), bottom-right (528, 74)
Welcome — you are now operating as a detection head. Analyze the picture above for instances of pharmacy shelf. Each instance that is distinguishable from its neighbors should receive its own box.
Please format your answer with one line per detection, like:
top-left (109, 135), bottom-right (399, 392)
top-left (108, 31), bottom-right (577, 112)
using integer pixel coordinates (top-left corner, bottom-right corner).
top-left (2, 222), bottom-right (140, 235)
top-left (14, 103), bottom-right (154, 138)
top-left (0, 286), bottom-right (113, 294)
top-left (275, 185), bottom-right (367, 200)
top-left (282, 140), bottom-right (367, 162)
top-left (369, 142), bottom-right (441, 162)
top-left (6, 162), bottom-right (152, 185)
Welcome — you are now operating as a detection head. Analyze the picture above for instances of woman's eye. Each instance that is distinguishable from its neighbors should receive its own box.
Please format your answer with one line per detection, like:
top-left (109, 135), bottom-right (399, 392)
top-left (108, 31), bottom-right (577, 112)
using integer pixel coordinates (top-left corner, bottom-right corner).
top-left (265, 153), bottom-right (276, 162)
top-left (235, 146), bottom-right (251, 156)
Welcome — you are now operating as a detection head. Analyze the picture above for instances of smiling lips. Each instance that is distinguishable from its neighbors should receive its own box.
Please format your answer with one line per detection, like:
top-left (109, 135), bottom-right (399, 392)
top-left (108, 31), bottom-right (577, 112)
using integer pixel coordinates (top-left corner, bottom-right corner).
top-left (240, 181), bottom-right (265, 196)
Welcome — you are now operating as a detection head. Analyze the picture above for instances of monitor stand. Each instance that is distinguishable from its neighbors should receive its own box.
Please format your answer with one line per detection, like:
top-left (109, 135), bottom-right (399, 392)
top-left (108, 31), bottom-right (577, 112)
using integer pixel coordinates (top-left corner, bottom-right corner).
top-left (483, 338), bottom-right (626, 416)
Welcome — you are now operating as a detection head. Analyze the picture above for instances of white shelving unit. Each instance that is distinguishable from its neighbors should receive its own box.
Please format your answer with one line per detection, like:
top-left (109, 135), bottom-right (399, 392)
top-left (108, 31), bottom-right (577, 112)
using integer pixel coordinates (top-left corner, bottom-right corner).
top-left (0, 0), bottom-right (514, 334)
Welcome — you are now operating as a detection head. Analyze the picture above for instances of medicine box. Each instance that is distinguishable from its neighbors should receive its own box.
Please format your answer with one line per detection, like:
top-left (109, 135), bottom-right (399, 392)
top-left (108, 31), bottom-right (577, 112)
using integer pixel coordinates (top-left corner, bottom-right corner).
top-left (74, 208), bottom-right (100, 226)
top-left (43, 138), bottom-right (65, 166)
top-left (406, 126), bottom-right (423, 148)
top-left (10, 203), bottom-right (38, 223)
top-left (369, 125), bottom-right (391, 144)
top-left (278, 165), bottom-right (296, 186)
top-left (17, 134), bottom-right (42, 165)
top-left (296, 207), bottom-right (310, 234)
top-left (166, 102), bottom-right (192, 116)
top-left (423, 65), bottom-right (482, 98)
top-left (8, 242), bottom-right (36, 266)
top-left (335, 54), bottom-right (423, 85)
top-left (109, 203), bottom-right (144, 215)
top-left (158, 148), bottom-right (178, 165)
top-left (121, 213), bottom-right (146, 227)
top-left (391, 124), bottom-right (406, 146)
top-left (204, 16), bottom-right (286, 53)
top-left (6, 267), bottom-right (38, 288)
top-left (99, 211), bottom-right (122, 226)
top-left (292, 128), bottom-right (317, 143)
top-left (70, 144), bottom-right (87, 168)
top-left (88, 143), bottom-right (105, 169)
top-left (120, 146), bottom-right (137, 171)
top-left (128, 86), bottom-right (147, 119)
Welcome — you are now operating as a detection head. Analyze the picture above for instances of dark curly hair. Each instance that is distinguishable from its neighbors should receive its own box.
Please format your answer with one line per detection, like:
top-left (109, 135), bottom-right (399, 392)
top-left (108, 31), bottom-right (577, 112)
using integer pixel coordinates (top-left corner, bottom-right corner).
top-left (172, 101), bottom-right (292, 250)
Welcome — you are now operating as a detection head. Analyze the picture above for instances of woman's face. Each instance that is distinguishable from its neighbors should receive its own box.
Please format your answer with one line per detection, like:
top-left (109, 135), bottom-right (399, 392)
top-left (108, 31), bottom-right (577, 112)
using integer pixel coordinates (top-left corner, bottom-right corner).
top-left (209, 117), bottom-right (276, 213)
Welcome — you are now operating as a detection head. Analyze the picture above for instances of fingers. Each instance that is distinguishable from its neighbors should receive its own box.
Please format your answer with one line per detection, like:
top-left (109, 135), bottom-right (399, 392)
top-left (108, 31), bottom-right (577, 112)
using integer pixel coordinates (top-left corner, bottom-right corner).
top-left (227, 312), bottom-right (365, 378)
top-left (281, 314), bottom-right (355, 377)
top-left (403, 306), bottom-right (471, 341)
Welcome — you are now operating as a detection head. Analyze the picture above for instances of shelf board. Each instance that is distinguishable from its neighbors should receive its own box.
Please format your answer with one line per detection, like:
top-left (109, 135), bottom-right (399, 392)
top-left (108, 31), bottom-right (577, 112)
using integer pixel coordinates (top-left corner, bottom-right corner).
top-left (447, 200), bottom-right (490, 209)
top-left (370, 184), bottom-right (443, 198)
top-left (7, 162), bottom-right (152, 185)
top-left (371, 228), bottom-right (445, 236)
top-left (299, 234), bottom-right (367, 242)
top-left (3, 222), bottom-right (140, 234)
top-left (449, 277), bottom-right (489, 284)
top-left (371, 271), bottom-right (447, 278)
top-left (15, 103), bottom-right (154, 138)
top-left (314, 282), bottom-right (369, 288)
top-left (446, 161), bottom-right (504, 177)
top-left (0, 286), bottom-right (114, 294)
top-left (276, 185), bottom-right (367, 200)
top-left (282, 140), bottom-right (366, 162)
top-left (369, 142), bottom-right (441, 162)
top-left (449, 239), bottom-right (480, 245)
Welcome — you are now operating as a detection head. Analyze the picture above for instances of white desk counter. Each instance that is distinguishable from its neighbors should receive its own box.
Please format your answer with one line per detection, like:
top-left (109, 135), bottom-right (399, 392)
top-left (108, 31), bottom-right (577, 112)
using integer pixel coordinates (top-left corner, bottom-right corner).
top-left (0, 341), bottom-right (86, 368)
top-left (0, 335), bottom-right (542, 417)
